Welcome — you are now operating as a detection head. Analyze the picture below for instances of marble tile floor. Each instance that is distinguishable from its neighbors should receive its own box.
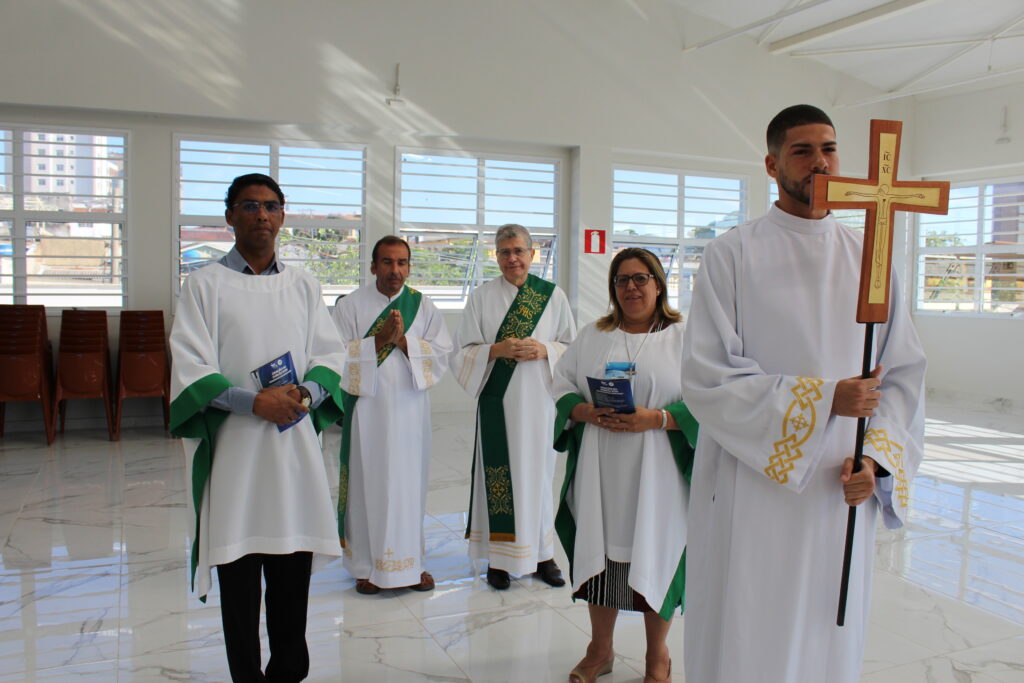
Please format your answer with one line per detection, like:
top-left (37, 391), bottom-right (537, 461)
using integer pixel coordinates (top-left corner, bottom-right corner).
top-left (0, 401), bottom-right (1022, 682)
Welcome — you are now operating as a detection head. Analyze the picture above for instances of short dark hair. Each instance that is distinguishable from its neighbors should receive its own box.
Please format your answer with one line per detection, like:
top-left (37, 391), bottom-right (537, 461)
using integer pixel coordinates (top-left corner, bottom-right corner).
top-left (371, 235), bottom-right (411, 263)
top-left (225, 173), bottom-right (285, 210)
top-left (766, 105), bottom-right (835, 155)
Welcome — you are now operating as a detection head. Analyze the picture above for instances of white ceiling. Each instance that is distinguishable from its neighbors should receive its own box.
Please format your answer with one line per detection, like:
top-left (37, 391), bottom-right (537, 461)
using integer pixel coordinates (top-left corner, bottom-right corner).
top-left (677, 0), bottom-right (1024, 106)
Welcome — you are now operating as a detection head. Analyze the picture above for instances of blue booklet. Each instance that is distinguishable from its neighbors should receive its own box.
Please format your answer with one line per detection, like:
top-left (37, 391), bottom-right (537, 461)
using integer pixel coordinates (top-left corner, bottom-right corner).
top-left (587, 376), bottom-right (636, 414)
top-left (251, 351), bottom-right (305, 432)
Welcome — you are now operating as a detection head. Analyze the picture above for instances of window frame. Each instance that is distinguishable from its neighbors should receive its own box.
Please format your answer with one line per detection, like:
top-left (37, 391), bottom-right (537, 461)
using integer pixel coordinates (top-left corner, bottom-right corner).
top-left (172, 133), bottom-right (367, 307)
top-left (394, 146), bottom-right (563, 308)
top-left (0, 122), bottom-right (129, 310)
top-left (612, 163), bottom-right (749, 313)
top-left (913, 177), bottom-right (1024, 319)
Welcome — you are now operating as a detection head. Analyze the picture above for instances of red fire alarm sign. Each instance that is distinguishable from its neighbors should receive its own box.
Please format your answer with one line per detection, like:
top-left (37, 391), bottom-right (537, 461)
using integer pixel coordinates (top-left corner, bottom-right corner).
top-left (584, 229), bottom-right (606, 254)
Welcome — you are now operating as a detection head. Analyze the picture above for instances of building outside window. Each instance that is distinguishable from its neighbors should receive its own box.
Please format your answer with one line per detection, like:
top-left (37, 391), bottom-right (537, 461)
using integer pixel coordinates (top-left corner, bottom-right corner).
top-left (0, 127), bottom-right (126, 307)
top-left (613, 166), bottom-right (747, 313)
top-left (396, 149), bottom-right (559, 308)
top-left (916, 180), bottom-right (1024, 316)
top-left (175, 136), bottom-right (365, 306)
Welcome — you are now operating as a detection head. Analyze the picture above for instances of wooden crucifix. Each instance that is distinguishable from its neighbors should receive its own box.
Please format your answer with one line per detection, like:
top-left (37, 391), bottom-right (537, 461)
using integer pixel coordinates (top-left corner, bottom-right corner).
top-left (809, 119), bottom-right (949, 627)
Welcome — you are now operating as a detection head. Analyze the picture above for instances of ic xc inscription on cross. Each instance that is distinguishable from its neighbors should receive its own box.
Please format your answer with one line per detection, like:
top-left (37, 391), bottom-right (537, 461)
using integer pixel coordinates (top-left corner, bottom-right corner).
top-left (810, 120), bottom-right (949, 323)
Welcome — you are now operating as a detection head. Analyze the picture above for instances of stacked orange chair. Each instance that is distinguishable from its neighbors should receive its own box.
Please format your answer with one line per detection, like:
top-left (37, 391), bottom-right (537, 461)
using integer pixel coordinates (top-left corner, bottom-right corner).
top-left (0, 305), bottom-right (56, 444)
top-left (54, 309), bottom-right (114, 440)
top-left (114, 310), bottom-right (170, 439)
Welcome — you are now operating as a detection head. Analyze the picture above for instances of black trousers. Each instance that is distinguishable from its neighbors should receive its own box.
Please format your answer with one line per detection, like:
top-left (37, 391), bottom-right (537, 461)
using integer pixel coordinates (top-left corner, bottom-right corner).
top-left (216, 552), bottom-right (313, 683)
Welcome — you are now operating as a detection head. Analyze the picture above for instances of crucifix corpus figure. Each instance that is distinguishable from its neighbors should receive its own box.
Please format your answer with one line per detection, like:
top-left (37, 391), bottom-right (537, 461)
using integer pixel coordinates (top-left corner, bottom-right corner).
top-left (810, 119), bottom-right (949, 626)
top-left (681, 105), bottom-right (931, 683)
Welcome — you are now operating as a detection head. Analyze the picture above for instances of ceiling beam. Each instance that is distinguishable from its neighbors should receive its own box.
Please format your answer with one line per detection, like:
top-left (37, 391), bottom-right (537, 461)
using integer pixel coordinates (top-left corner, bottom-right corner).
top-left (682, 0), bottom-right (836, 53)
top-left (755, 0), bottom-right (806, 45)
top-left (840, 62), bottom-right (1024, 108)
top-left (893, 12), bottom-right (1024, 91)
top-left (790, 32), bottom-right (1024, 57)
top-left (768, 0), bottom-right (940, 54)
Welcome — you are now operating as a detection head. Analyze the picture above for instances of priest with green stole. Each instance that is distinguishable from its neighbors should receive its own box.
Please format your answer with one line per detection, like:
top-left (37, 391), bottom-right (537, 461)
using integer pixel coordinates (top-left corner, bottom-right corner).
top-left (332, 235), bottom-right (452, 595)
top-left (451, 223), bottom-right (577, 590)
top-left (170, 174), bottom-right (345, 682)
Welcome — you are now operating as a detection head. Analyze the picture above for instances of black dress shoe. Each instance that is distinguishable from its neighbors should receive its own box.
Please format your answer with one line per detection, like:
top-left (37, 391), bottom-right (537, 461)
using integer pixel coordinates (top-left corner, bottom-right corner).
top-left (486, 566), bottom-right (511, 590)
top-left (535, 559), bottom-right (565, 587)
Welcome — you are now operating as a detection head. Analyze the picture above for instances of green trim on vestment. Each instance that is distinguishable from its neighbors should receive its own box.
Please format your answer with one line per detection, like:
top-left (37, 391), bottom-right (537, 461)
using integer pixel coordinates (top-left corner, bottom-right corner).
top-left (169, 373), bottom-right (232, 600)
top-left (552, 393), bottom-right (586, 575)
top-left (337, 287), bottom-right (422, 545)
top-left (470, 274), bottom-right (556, 542)
top-left (552, 392), bottom-right (699, 619)
top-left (304, 366), bottom-right (343, 434)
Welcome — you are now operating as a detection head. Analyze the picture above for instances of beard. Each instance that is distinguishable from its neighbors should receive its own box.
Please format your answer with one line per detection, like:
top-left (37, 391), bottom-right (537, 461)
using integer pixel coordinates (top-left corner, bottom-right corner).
top-left (778, 172), bottom-right (812, 206)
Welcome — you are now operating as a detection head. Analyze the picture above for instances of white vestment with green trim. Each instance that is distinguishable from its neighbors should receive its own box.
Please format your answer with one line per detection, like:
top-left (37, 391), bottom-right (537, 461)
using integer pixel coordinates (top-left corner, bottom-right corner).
top-left (171, 264), bottom-right (344, 598)
top-left (551, 321), bottom-right (690, 613)
top-left (452, 276), bottom-right (576, 574)
top-left (331, 284), bottom-right (452, 588)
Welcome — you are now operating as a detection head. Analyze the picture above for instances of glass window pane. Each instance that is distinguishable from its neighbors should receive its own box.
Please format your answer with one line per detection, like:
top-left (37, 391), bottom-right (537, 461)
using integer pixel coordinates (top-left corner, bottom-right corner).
top-left (22, 221), bottom-right (123, 307)
top-left (916, 254), bottom-right (976, 313)
top-left (982, 256), bottom-right (1024, 315)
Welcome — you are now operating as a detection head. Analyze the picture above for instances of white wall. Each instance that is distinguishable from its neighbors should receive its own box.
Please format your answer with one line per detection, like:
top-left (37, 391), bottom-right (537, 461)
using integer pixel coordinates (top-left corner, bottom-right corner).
top-left (4, 1), bottom-right (1015, 426)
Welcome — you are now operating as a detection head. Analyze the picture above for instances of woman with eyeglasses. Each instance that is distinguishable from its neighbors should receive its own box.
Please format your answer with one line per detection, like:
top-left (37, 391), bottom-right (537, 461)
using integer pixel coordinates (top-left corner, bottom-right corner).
top-left (551, 248), bottom-right (698, 683)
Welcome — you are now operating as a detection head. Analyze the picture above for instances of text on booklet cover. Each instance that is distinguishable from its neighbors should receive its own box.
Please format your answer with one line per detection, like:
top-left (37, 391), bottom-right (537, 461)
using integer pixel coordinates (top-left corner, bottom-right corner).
top-left (587, 376), bottom-right (636, 414)
top-left (251, 351), bottom-right (305, 432)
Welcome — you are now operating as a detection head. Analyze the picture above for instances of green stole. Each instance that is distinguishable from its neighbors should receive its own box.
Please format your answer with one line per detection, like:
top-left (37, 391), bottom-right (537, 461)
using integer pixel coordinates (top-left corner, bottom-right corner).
top-left (468, 274), bottom-right (556, 542)
top-left (552, 392), bottom-right (698, 621)
top-left (169, 365), bottom-right (343, 599)
top-left (337, 286), bottom-right (423, 546)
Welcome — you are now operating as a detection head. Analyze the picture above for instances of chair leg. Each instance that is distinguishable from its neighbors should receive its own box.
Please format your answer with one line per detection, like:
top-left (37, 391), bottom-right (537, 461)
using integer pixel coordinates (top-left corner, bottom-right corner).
top-left (0, 402), bottom-right (5, 437)
top-left (41, 397), bottom-right (55, 445)
top-left (113, 394), bottom-right (123, 442)
top-left (104, 392), bottom-right (116, 442)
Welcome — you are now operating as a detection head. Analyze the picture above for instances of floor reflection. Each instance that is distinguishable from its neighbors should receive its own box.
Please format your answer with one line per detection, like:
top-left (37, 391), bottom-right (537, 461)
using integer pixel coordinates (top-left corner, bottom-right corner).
top-left (0, 402), bottom-right (1021, 681)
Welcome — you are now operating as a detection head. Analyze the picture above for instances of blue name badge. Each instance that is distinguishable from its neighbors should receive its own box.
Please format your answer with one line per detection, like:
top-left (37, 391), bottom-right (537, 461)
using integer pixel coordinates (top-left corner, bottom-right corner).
top-left (604, 361), bottom-right (635, 379)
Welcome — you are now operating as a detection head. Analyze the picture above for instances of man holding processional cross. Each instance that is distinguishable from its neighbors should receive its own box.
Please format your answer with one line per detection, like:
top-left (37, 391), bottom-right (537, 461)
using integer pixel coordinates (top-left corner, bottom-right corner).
top-left (451, 223), bottom-right (576, 590)
top-left (332, 235), bottom-right (452, 595)
top-left (681, 105), bottom-right (929, 683)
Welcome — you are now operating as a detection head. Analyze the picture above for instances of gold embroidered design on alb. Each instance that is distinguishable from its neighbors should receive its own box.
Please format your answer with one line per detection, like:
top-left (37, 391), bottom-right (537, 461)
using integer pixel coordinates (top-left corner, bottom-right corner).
top-left (496, 282), bottom-right (546, 367)
top-left (338, 463), bottom-right (350, 516)
top-left (485, 465), bottom-right (514, 515)
top-left (346, 340), bottom-right (362, 394)
top-left (765, 377), bottom-right (825, 484)
top-left (865, 428), bottom-right (909, 507)
top-left (375, 549), bottom-right (415, 572)
top-left (419, 339), bottom-right (434, 385)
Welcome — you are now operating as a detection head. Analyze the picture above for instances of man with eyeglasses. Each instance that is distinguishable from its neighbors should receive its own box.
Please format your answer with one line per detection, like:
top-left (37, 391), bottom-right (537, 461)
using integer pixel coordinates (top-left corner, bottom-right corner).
top-left (451, 223), bottom-right (577, 590)
top-left (170, 173), bottom-right (345, 682)
top-left (331, 235), bottom-right (452, 595)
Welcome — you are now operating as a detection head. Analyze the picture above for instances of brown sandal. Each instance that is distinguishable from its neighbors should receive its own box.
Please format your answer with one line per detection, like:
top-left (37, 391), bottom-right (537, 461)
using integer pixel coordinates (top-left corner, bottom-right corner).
top-left (643, 657), bottom-right (671, 683)
top-left (568, 654), bottom-right (613, 683)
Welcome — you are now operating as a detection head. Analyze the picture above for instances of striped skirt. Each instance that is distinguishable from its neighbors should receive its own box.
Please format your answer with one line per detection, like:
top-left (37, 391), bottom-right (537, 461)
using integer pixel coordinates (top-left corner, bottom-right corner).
top-left (572, 557), bottom-right (653, 613)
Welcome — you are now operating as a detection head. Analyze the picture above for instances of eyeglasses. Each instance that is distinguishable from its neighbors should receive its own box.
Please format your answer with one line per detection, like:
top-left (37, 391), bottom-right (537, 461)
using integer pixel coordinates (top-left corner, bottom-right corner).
top-left (233, 200), bottom-right (284, 214)
top-left (612, 273), bottom-right (655, 288)
top-left (496, 247), bottom-right (531, 260)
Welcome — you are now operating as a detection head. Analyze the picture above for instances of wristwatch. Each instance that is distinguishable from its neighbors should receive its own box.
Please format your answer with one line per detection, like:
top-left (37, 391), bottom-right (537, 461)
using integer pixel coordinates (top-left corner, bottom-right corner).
top-left (296, 385), bottom-right (312, 409)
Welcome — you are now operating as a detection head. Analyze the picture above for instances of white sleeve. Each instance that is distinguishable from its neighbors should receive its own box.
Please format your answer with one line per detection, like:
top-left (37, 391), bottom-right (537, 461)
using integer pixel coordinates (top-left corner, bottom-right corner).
top-left (680, 239), bottom-right (839, 494)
